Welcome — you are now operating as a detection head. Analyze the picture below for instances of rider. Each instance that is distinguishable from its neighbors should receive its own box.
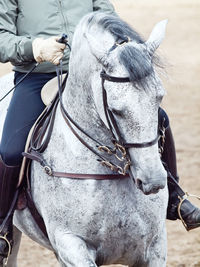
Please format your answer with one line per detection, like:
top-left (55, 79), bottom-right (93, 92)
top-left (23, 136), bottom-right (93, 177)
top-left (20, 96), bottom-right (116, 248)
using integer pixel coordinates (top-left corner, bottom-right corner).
top-left (0, 0), bottom-right (200, 260)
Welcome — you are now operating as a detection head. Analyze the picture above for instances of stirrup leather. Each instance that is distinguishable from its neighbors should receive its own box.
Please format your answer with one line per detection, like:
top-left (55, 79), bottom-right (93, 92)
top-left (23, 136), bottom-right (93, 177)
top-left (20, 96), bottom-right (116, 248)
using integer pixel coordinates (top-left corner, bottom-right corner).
top-left (178, 192), bottom-right (200, 231)
top-left (0, 233), bottom-right (11, 266)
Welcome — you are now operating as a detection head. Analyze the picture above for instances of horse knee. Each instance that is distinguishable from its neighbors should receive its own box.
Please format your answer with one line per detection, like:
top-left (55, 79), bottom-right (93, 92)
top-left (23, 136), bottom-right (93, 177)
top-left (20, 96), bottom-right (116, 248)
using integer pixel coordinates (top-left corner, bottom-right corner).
top-left (54, 232), bottom-right (97, 267)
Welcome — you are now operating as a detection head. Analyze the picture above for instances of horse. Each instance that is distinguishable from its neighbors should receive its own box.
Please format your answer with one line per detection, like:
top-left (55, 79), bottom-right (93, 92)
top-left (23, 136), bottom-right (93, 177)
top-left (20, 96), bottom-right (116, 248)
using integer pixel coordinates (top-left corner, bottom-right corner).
top-left (0, 12), bottom-right (169, 267)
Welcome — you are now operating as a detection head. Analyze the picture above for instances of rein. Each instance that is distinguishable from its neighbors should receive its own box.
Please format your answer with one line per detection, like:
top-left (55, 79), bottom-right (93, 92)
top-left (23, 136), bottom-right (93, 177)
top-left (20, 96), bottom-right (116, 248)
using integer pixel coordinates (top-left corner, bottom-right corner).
top-left (0, 63), bottom-right (39, 102)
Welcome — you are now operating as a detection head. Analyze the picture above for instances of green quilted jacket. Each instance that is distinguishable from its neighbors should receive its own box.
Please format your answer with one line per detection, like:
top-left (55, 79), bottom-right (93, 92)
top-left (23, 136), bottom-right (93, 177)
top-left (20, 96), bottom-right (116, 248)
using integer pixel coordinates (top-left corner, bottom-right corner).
top-left (0, 0), bottom-right (115, 73)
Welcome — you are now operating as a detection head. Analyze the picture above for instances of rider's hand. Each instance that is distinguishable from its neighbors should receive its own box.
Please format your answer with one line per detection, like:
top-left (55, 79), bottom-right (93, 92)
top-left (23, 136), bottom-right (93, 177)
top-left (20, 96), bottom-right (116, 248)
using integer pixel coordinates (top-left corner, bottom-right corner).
top-left (32, 36), bottom-right (66, 65)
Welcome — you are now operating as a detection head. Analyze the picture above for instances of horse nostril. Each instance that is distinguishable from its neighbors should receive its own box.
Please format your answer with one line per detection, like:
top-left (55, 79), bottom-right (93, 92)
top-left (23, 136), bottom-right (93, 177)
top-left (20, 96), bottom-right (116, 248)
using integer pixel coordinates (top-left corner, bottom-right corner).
top-left (136, 179), bottom-right (143, 190)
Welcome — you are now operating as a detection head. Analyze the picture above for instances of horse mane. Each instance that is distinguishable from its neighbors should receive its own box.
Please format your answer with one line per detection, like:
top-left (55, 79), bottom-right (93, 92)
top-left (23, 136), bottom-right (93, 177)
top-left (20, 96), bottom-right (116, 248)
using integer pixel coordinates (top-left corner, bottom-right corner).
top-left (87, 13), bottom-right (161, 87)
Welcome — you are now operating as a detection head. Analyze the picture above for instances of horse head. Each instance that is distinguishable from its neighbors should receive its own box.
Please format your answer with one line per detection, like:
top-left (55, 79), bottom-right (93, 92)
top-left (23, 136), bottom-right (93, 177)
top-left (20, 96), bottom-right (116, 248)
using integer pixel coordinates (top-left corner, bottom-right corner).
top-left (67, 13), bottom-right (168, 195)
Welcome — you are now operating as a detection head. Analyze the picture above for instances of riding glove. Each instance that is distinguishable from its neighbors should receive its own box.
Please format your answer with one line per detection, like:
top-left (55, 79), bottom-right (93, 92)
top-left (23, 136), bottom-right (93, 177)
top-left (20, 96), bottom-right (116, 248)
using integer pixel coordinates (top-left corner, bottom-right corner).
top-left (32, 36), bottom-right (66, 65)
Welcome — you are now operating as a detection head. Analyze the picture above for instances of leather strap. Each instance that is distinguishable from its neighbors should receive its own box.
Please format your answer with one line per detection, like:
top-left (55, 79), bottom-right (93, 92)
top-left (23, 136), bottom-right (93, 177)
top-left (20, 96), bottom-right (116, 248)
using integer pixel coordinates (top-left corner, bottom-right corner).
top-left (30, 93), bottom-right (59, 153)
top-left (124, 135), bottom-right (159, 148)
top-left (162, 161), bottom-right (186, 198)
top-left (100, 70), bottom-right (130, 83)
top-left (47, 172), bottom-right (129, 180)
top-left (0, 190), bottom-right (19, 233)
top-left (23, 151), bottom-right (129, 180)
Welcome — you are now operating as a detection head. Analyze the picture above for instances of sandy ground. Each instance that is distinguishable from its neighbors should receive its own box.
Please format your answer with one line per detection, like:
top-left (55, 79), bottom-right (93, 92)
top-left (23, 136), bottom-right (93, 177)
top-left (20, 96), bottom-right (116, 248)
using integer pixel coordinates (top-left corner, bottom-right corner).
top-left (0, 0), bottom-right (200, 266)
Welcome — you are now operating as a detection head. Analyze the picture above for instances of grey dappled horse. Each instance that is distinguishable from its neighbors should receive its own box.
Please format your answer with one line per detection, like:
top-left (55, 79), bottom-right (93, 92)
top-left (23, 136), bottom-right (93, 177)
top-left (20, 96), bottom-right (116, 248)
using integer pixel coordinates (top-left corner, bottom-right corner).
top-left (0, 12), bottom-right (168, 267)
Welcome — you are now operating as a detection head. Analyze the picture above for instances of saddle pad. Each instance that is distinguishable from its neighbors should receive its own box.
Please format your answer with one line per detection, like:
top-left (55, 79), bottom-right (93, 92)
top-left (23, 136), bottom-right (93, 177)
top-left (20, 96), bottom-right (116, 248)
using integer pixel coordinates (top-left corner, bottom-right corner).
top-left (41, 76), bottom-right (58, 106)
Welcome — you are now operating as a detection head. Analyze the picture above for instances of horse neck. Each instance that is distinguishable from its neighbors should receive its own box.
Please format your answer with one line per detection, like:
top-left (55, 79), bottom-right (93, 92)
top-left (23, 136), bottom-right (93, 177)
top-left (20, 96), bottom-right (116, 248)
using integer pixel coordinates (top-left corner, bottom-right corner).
top-left (61, 50), bottom-right (112, 146)
top-left (50, 50), bottom-right (116, 174)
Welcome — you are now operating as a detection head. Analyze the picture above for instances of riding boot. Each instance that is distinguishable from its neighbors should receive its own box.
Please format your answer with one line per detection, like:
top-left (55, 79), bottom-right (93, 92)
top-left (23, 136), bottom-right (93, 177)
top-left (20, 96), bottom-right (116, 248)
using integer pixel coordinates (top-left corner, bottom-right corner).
top-left (0, 157), bottom-right (20, 261)
top-left (161, 122), bottom-right (200, 231)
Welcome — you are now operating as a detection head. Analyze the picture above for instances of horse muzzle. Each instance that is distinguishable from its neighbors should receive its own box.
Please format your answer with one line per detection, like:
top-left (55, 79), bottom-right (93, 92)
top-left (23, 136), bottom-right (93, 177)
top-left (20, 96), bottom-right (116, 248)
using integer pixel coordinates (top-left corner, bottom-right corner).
top-left (135, 169), bottom-right (167, 195)
top-left (136, 179), bottom-right (165, 195)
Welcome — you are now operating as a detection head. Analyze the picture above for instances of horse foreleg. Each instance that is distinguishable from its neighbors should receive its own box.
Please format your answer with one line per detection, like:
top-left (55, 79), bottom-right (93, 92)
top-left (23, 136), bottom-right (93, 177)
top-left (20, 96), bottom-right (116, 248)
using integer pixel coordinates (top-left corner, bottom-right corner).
top-left (146, 228), bottom-right (167, 267)
top-left (1, 226), bottom-right (22, 267)
top-left (53, 232), bottom-right (97, 267)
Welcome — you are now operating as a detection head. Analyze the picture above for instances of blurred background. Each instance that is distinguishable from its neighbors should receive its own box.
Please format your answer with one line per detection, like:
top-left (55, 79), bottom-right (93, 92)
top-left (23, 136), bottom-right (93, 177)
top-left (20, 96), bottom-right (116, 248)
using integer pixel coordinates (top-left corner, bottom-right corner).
top-left (0, 0), bottom-right (199, 266)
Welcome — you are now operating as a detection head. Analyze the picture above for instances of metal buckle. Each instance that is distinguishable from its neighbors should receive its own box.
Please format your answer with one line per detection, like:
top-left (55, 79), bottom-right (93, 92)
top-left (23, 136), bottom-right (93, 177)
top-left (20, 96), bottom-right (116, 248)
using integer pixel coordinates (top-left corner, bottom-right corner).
top-left (100, 159), bottom-right (131, 176)
top-left (43, 165), bottom-right (53, 176)
top-left (114, 143), bottom-right (127, 161)
top-left (100, 161), bottom-right (118, 172)
top-left (97, 145), bottom-right (113, 155)
top-left (117, 160), bottom-right (131, 176)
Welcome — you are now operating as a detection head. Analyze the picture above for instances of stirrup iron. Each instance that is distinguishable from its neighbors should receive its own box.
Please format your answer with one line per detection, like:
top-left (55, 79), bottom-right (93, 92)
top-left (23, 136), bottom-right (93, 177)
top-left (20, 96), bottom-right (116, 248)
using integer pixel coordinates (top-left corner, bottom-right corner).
top-left (0, 233), bottom-right (11, 266)
top-left (178, 192), bottom-right (200, 231)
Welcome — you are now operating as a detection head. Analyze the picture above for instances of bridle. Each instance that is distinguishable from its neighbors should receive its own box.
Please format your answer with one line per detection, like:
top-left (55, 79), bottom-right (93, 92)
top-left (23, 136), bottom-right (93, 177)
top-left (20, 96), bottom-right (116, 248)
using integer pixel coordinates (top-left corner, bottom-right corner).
top-left (56, 35), bottom-right (160, 178)
top-left (57, 59), bottom-right (159, 178)
top-left (23, 38), bottom-right (160, 181)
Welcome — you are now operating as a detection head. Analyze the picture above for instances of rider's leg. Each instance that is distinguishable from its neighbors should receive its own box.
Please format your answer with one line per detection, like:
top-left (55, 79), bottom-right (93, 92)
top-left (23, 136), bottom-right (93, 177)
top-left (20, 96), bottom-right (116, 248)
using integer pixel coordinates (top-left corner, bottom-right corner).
top-left (0, 159), bottom-right (20, 260)
top-left (159, 108), bottom-right (200, 230)
top-left (0, 71), bottom-right (56, 258)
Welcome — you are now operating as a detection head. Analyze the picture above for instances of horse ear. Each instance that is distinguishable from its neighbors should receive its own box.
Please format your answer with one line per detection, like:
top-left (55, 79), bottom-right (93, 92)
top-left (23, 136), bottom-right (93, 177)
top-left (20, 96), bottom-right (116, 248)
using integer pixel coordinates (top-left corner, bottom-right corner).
top-left (84, 32), bottom-right (107, 63)
top-left (146, 19), bottom-right (168, 55)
